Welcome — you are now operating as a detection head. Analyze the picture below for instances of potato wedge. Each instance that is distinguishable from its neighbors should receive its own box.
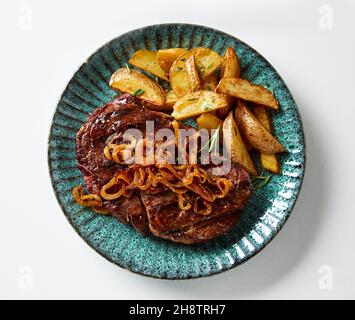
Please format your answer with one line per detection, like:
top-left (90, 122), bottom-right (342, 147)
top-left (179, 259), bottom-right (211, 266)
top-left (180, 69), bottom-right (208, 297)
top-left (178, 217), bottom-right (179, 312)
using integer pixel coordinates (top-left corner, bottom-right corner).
top-left (129, 49), bottom-right (169, 81)
top-left (234, 100), bottom-right (285, 153)
top-left (109, 68), bottom-right (166, 108)
top-left (223, 111), bottom-right (257, 176)
top-left (217, 47), bottom-right (240, 118)
top-left (196, 113), bottom-right (223, 131)
top-left (190, 48), bottom-right (223, 78)
top-left (221, 47), bottom-right (240, 78)
top-left (185, 55), bottom-right (201, 92)
top-left (253, 105), bottom-right (280, 173)
top-left (157, 48), bottom-right (187, 73)
top-left (164, 90), bottom-right (178, 109)
top-left (217, 78), bottom-right (279, 110)
top-left (172, 91), bottom-right (228, 120)
top-left (201, 74), bottom-right (218, 91)
top-left (169, 51), bottom-right (193, 97)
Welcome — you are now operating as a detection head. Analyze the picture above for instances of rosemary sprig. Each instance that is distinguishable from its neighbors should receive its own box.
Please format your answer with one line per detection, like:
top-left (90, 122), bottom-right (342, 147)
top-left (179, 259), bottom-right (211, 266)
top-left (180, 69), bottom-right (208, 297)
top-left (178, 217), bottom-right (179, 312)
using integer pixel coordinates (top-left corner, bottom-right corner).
top-left (203, 102), bottom-right (214, 111)
top-left (132, 89), bottom-right (145, 96)
top-left (251, 172), bottom-right (272, 190)
top-left (125, 63), bottom-right (131, 73)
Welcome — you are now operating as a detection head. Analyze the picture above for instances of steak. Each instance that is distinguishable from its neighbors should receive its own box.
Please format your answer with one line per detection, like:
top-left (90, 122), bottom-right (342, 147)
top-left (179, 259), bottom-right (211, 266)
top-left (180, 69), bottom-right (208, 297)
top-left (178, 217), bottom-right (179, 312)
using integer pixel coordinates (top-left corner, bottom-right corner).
top-left (76, 94), bottom-right (252, 244)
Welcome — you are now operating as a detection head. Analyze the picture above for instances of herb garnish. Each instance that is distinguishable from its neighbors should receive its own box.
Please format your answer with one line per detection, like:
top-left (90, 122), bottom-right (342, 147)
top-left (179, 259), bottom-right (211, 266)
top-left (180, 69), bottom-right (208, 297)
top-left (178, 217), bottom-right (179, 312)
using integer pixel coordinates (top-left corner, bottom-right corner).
top-left (125, 63), bottom-right (131, 73)
top-left (203, 103), bottom-right (214, 110)
top-left (251, 172), bottom-right (271, 190)
top-left (187, 98), bottom-right (199, 102)
top-left (132, 89), bottom-right (145, 96)
top-left (176, 67), bottom-right (184, 72)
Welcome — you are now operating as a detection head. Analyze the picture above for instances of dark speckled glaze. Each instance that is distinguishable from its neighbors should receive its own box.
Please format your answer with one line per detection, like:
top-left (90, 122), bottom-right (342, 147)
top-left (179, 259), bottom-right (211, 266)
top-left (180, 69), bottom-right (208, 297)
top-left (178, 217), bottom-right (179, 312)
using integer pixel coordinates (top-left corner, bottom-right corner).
top-left (48, 24), bottom-right (305, 279)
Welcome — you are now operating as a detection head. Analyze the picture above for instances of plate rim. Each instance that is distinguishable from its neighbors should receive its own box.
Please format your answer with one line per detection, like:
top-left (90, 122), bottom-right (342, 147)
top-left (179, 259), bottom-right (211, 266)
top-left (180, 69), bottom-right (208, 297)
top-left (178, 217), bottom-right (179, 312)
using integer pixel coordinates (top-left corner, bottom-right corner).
top-left (48, 23), bottom-right (306, 280)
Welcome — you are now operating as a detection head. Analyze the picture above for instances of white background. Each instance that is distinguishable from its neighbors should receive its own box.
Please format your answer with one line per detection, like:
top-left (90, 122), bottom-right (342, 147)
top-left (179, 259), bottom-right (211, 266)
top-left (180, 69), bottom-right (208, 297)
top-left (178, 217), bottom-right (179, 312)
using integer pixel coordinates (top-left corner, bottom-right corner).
top-left (0, 0), bottom-right (354, 299)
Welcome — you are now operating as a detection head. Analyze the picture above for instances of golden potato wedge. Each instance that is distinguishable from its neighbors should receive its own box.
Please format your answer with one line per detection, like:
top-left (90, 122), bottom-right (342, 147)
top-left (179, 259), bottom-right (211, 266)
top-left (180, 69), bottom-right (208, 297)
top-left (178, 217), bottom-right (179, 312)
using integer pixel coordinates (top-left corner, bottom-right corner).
top-left (217, 78), bottom-right (279, 110)
top-left (217, 47), bottom-right (241, 119)
top-left (172, 91), bottom-right (228, 120)
top-left (157, 48), bottom-right (187, 73)
top-left (201, 74), bottom-right (218, 91)
top-left (129, 49), bottom-right (169, 81)
top-left (223, 111), bottom-right (258, 176)
top-left (109, 68), bottom-right (166, 108)
top-left (190, 48), bottom-right (223, 78)
top-left (221, 47), bottom-right (240, 78)
top-left (253, 105), bottom-right (280, 173)
top-left (185, 55), bottom-right (201, 92)
top-left (234, 100), bottom-right (285, 153)
top-left (164, 90), bottom-right (178, 109)
top-left (196, 112), bottom-right (223, 131)
top-left (169, 51), bottom-right (193, 97)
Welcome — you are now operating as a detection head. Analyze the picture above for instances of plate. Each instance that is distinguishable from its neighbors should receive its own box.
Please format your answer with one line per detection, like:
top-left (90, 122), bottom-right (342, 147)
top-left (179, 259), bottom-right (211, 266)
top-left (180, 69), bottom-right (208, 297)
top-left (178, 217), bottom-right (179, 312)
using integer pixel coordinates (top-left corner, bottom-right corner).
top-left (48, 24), bottom-right (305, 279)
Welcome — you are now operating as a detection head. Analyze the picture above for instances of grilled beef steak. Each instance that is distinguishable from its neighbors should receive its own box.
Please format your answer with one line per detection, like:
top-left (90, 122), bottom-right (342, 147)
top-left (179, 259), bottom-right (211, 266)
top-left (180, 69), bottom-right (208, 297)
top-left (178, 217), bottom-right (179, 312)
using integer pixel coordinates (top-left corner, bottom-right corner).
top-left (76, 94), bottom-right (252, 244)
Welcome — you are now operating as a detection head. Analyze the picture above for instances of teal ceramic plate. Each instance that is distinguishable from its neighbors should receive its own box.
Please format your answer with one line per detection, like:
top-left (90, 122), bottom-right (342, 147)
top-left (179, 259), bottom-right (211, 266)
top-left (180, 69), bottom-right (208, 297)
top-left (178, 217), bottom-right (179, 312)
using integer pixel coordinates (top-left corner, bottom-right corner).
top-left (48, 24), bottom-right (305, 279)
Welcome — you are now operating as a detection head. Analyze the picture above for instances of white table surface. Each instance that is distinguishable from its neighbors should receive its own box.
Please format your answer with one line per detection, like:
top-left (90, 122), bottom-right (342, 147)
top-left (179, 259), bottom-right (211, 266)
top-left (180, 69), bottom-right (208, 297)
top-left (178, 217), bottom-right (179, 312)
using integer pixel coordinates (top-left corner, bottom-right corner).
top-left (1, 0), bottom-right (354, 300)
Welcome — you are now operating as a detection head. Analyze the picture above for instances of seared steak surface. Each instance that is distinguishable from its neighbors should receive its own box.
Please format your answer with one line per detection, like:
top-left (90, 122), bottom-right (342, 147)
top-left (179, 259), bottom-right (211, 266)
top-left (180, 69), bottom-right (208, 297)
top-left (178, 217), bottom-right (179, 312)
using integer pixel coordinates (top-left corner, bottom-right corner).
top-left (76, 94), bottom-right (251, 244)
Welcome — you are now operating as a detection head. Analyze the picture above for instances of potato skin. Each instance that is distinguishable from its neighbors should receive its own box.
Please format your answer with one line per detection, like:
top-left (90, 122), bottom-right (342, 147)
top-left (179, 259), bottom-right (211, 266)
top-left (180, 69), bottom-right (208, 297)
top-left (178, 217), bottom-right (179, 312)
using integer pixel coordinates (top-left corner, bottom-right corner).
top-left (223, 111), bottom-right (258, 176)
top-left (234, 100), bottom-right (285, 154)
top-left (169, 51), bottom-right (193, 97)
top-left (129, 49), bottom-right (168, 81)
top-left (253, 105), bottom-right (280, 173)
top-left (157, 48), bottom-right (187, 73)
top-left (201, 74), bottom-right (218, 91)
top-left (217, 78), bottom-right (279, 110)
top-left (221, 47), bottom-right (240, 78)
top-left (109, 68), bottom-right (166, 109)
top-left (217, 47), bottom-right (240, 119)
top-left (184, 55), bottom-right (201, 92)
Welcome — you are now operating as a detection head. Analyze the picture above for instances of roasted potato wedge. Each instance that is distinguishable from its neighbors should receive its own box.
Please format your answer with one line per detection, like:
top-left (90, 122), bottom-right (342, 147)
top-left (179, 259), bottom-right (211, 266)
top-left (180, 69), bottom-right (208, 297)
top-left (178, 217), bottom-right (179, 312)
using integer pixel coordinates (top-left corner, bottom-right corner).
top-left (221, 47), bottom-right (240, 78)
top-left (223, 111), bottom-right (257, 176)
top-left (129, 49), bottom-right (169, 81)
top-left (172, 91), bottom-right (228, 120)
top-left (196, 112), bottom-right (223, 131)
top-left (253, 105), bottom-right (280, 173)
top-left (164, 90), bottom-right (178, 109)
top-left (109, 68), bottom-right (166, 108)
top-left (217, 47), bottom-right (240, 118)
top-left (201, 74), bottom-right (218, 91)
top-left (157, 48), bottom-right (187, 73)
top-left (190, 48), bottom-right (223, 78)
top-left (217, 78), bottom-right (279, 110)
top-left (235, 100), bottom-right (285, 153)
top-left (185, 55), bottom-right (201, 92)
top-left (169, 51), bottom-right (193, 97)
